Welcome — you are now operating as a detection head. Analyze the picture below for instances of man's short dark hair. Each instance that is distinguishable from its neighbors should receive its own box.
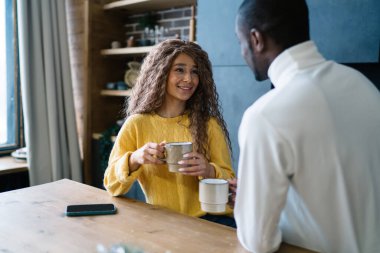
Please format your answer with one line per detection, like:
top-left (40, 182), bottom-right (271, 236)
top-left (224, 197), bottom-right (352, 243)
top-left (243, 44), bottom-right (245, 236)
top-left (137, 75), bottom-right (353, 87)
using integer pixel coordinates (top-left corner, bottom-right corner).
top-left (238, 0), bottom-right (310, 50)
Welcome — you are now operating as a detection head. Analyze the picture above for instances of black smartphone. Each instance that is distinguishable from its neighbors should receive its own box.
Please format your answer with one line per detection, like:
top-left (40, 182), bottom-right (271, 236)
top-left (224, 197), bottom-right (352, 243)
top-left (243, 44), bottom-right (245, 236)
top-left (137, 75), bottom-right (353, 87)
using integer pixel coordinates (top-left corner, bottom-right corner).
top-left (66, 203), bottom-right (117, 217)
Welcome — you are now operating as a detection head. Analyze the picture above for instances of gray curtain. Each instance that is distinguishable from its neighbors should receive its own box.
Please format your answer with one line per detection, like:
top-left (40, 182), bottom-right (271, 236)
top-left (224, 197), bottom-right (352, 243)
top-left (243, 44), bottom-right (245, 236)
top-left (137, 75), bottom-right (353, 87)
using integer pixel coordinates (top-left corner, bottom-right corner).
top-left (17, 0), bottom-right (82, 185)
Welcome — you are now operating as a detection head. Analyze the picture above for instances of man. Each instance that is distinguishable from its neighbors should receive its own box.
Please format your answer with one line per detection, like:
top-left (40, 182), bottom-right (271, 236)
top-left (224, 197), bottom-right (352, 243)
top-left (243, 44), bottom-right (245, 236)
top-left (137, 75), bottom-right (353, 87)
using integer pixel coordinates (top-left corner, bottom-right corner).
top-left (232, 0), bottom-right (380, 252)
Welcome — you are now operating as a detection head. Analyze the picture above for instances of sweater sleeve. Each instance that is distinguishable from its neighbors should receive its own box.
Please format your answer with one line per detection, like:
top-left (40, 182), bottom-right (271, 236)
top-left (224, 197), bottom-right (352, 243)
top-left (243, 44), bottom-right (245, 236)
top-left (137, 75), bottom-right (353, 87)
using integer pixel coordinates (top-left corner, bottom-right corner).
top-left (207, 118), bottom-right (235, 179)
top-left (235, 109), bottom-right (290, 253)
top-left (103, 116), bottom-right (143, 196)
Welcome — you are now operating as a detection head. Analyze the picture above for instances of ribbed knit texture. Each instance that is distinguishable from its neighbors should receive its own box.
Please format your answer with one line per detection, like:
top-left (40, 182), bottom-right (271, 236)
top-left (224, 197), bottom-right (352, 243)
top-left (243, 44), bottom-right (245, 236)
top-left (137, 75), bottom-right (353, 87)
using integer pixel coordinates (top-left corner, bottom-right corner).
top-left (104, 113), bottom-right (235, 217)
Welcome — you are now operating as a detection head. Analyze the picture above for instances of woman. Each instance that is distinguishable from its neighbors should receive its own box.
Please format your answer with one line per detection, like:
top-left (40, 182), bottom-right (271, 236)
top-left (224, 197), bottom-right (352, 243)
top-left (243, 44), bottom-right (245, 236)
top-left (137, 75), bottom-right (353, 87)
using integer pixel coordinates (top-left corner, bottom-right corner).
top-left (103, 39), bottom-right (235, 226)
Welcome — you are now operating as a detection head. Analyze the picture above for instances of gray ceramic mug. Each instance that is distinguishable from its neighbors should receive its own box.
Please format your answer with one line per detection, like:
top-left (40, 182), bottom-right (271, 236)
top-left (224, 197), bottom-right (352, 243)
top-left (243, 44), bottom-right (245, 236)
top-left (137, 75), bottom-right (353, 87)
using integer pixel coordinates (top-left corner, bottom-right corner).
top-left (164, 142), bottom-right (193, 172)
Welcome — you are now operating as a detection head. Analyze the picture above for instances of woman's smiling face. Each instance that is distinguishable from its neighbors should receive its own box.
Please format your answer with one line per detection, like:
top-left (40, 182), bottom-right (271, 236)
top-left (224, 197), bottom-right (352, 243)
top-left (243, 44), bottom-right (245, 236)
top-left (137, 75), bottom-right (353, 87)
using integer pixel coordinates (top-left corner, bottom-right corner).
top-left (165, 53), bottom-right (199, 104)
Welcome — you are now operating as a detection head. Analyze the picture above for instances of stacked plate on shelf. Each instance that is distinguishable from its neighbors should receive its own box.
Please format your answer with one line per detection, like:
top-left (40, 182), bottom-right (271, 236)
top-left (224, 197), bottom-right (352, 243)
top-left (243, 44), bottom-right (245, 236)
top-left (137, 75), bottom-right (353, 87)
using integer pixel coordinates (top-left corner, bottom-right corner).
top-left (11, 147), bottom-right (28, 161)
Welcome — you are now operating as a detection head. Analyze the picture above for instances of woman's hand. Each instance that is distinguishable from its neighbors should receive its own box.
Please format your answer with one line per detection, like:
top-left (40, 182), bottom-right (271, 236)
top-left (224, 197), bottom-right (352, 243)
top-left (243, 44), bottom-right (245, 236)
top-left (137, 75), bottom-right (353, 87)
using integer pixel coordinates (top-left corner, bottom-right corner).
top-left (129, 142), bottom-right (165, 172)
top-left (177, 152), bottom-right (215, 178)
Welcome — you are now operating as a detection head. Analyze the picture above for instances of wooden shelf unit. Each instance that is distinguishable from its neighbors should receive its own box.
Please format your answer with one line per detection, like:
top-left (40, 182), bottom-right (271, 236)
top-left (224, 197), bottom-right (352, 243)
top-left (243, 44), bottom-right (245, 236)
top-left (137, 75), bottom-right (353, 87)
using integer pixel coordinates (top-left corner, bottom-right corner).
top-left (83, 0), bottom-right (197, 187)
top-left (103, 0), bottom-right (195, 13)
top-left (100, 89), bottom-right (132, 96)
top-left (0, 156), bottom-right (28, 176)
top-left (92, 133), bottom-right (117, 142)
top-left (101, 45), bottom-right (153, 55)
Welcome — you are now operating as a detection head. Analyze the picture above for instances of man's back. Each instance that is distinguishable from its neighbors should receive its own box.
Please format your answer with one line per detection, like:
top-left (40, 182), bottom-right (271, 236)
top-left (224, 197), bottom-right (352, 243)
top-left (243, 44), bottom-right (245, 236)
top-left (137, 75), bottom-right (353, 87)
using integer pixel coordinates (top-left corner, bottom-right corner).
top-left (236, 42), bottom-right (380, 252)
top-left (277, 61), bottom-right (380, 252)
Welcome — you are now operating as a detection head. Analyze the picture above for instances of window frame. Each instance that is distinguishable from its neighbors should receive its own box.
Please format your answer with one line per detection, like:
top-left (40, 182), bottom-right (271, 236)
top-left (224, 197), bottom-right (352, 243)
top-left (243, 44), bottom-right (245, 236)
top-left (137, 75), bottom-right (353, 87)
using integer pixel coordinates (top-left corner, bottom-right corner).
top-left (0, 0), bottom-right (23, 155)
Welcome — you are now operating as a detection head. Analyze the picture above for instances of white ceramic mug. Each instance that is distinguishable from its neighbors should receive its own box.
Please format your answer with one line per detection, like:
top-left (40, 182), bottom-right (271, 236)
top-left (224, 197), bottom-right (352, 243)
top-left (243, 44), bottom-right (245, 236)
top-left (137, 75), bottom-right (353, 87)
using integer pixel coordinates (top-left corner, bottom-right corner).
top-left (164, 142), bottom-right (192, 173)
top-left (199, 178), bottom-right (229, 213)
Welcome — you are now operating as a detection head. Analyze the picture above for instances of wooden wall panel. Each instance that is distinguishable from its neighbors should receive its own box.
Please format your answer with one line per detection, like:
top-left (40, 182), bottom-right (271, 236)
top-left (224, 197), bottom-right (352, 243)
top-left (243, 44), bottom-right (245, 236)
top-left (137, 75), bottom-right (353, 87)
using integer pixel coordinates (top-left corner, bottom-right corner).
top-left (66, 0), bottom-right (86, 160)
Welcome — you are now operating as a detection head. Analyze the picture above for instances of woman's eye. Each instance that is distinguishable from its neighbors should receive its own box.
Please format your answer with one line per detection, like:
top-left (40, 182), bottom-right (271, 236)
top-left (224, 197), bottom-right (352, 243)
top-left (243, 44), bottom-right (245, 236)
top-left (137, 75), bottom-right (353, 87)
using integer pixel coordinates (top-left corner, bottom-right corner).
top-left (175, 68), bottom-right (184, 73)
top-left (192, 69), bottom-right (199, 75)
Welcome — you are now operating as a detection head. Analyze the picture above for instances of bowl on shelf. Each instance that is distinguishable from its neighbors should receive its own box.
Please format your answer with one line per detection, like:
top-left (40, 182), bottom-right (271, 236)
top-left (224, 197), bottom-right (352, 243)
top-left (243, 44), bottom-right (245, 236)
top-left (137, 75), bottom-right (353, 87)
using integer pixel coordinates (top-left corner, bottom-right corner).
top-left (136, 39), bottom-right (153, 47)
top-left (116, 81), bottom-right (128, 90)
top-left (105, 82), bottom-right (116, 90)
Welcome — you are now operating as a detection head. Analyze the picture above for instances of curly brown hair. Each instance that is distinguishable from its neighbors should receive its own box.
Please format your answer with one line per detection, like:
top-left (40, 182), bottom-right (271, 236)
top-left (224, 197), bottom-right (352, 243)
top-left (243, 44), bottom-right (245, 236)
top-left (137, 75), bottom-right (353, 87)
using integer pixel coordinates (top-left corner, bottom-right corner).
top-left (126, 39), bottom-right (231, 159)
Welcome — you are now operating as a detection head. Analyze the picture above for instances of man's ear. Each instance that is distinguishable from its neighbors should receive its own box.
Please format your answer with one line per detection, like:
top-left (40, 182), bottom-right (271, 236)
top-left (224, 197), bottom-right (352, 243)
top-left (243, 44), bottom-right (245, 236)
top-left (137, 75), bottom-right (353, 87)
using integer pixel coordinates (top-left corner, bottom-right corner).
top-left (250, 28), bottom-right (264, 52)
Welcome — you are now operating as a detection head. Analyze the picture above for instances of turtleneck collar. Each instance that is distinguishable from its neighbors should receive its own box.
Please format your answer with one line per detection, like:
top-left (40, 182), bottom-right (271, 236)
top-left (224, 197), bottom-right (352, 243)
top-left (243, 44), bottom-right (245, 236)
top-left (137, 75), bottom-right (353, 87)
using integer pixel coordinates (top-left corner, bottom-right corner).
top-left (268, 41), bottom-right (326, 89)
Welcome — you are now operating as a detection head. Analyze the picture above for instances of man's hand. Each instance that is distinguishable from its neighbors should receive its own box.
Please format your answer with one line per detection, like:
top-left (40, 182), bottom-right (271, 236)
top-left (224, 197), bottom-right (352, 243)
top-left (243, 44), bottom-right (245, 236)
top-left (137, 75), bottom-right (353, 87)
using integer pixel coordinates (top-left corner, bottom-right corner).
top-left (227, 178), bottom-right (237, 208)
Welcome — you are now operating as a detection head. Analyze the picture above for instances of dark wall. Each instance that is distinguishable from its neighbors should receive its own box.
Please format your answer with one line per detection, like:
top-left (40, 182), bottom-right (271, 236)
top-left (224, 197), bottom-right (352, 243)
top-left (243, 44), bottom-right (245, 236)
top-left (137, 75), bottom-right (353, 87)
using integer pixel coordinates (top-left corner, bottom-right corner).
top-left (309, 0), bottom-right (380, 63)
top-left (197, 0), bottom-right (380, 171)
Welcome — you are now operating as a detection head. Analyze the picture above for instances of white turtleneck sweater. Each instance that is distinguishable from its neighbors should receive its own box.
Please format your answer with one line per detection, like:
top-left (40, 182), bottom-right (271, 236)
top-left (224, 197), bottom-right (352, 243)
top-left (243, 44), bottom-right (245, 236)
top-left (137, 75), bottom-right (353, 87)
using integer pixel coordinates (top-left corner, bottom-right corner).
top-left (235, 41), bottom-right (380, 253)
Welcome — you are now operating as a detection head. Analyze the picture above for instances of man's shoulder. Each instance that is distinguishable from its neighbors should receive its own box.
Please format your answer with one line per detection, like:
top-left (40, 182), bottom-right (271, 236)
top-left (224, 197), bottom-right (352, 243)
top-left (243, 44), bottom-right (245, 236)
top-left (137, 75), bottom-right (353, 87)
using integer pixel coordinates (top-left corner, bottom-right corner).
top-left (319, 60), bottom-right (372, 83)
top-left (243, 90), bottom-right (278, 119)
top-left (241, 98), bottom-right (271, 127)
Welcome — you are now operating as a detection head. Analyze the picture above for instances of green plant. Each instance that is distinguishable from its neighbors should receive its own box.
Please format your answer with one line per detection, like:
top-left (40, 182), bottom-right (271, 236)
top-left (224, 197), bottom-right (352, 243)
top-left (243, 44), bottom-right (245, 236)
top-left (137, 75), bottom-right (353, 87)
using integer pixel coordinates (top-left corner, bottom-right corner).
top-left (98, 123), bottom-right (121, 176)
top-left (138, 12), bottom-right (158, 29)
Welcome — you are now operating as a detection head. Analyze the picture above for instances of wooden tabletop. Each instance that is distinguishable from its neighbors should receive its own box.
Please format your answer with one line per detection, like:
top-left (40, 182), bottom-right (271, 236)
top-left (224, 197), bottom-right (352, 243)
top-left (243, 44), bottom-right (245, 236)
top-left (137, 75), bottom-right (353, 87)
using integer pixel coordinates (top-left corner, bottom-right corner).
top-left (0, 179), bottom-right (315, 253)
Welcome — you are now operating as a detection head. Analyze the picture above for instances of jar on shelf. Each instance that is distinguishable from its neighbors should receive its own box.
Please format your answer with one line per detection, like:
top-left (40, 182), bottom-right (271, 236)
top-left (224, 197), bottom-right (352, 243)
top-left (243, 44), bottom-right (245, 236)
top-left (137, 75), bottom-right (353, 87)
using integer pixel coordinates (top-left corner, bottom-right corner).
top-left (124, 61), bottom-right (141, 88)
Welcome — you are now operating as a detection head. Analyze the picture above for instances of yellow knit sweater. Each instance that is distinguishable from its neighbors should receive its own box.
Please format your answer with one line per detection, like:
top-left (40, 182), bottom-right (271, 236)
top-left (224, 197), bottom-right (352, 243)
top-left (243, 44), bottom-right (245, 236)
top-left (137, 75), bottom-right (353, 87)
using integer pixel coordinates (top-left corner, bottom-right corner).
top-left (103, 113), bottom-right (235, 217)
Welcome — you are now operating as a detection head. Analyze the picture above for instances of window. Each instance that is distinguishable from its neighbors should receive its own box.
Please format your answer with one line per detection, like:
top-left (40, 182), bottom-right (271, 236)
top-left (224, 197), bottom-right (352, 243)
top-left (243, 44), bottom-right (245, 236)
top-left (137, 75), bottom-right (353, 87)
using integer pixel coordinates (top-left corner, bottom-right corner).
top-left (0, 0), bottom-right (22, 154)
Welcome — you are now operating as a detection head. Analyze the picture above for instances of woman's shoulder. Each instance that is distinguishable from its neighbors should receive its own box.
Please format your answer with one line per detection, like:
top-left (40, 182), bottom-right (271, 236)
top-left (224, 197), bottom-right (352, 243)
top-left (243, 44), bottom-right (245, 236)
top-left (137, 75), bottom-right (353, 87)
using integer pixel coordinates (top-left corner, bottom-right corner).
top-left (207, 117), bottom-right (223, 131)
top-left (126, 113), bottom-right (153, 122)
top-left (207, 116), bottom-right (219, 126)
top-left (122, 113), bottom-right (155, 129)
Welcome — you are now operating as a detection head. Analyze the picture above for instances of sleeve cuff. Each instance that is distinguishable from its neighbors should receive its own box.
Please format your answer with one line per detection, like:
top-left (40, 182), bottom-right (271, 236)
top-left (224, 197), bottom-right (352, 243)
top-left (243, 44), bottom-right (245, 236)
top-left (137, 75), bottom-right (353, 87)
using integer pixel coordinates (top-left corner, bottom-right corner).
top-left (210, 162), bottom-right (229, 179)
top-left (115, 152), bottom-right (142, 183)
